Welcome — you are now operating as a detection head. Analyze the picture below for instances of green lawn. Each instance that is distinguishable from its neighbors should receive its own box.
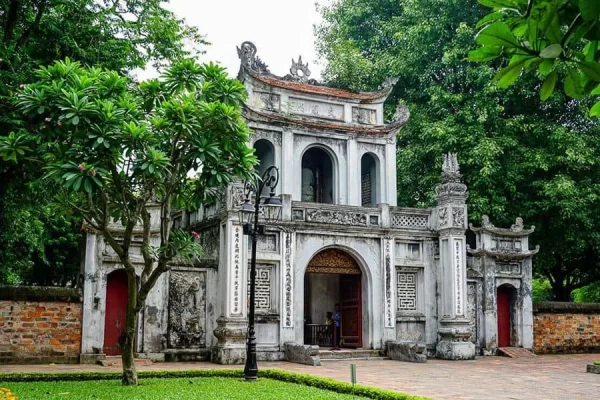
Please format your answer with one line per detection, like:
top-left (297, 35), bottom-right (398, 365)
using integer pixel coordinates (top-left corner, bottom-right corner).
top-left (1, 377), bottom-right (368, 399)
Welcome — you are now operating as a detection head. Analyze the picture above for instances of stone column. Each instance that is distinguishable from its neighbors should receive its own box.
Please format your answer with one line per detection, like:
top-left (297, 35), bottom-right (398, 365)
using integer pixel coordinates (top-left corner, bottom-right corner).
top-left (347, 136), bottom-right (360, 206)
top-left (384, 139), bottom-right (397, 206)
top-left (212, 217), bottom-right (249, 364)
top-left (435, 153), bottom-right (475, 360)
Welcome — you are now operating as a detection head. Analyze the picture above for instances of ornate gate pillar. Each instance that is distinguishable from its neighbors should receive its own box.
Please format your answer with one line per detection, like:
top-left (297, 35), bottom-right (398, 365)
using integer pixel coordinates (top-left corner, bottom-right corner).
top-left (435, 153), bottom-right (475, 360)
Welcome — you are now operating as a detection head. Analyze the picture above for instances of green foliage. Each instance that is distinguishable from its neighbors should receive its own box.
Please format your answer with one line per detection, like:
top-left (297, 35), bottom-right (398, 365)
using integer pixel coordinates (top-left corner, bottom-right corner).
top-left (316, 0), bottom-right (600, 300)
top-left (0, 369), bottom-right (426, 400)
top-left (471, 0), bottom-right (600, 116)
top-left (532, 278), bottom-right (554, 302)
top-left (8, 59), bottom-right (255, 383)
top-left (0, 0), bottom-right (208, 287)
top-left (572, 281), bottom-right (600, 303)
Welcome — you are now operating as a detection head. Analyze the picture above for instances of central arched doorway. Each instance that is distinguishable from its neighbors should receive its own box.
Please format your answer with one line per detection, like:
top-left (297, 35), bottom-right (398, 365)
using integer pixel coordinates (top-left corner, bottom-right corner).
top-left (303, 248), bottom-right (362, 348)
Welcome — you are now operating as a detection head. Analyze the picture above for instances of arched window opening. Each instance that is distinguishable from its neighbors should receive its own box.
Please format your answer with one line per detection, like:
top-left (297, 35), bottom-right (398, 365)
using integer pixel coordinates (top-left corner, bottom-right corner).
top-left (301, 147), bottom-right (334, 204)
top-left (254, 139), bottom-right (275, 195)
top-left (361, 154), bottom-right (378, 207)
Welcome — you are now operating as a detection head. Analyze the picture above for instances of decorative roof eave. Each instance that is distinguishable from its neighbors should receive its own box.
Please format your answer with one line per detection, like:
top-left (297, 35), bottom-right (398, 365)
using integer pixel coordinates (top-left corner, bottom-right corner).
top-left (236, 40), bottom-right (397, 103)
top-left (243, 67), bottom-right (396, 103)
top-left (469, 215), bottom-right (535, 237)
top-left (467, 246), bottom-right (540, 260)
top-left (243, 104), bottom-right (408, 137)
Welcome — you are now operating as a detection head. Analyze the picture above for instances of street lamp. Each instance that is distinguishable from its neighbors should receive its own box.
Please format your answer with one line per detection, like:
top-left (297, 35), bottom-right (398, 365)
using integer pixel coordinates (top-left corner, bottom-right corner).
top-left (238, 165), bottom-right (281, 381)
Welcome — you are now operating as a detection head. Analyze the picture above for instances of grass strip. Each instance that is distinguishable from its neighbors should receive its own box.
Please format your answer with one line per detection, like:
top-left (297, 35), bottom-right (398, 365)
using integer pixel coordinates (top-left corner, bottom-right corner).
top-left (0, 368), bottom-right (428, 400)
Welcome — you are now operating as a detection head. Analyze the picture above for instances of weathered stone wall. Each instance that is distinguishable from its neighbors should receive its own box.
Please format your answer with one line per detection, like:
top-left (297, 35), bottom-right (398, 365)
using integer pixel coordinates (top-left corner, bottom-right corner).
top-left (0, 286), bottom-right (82, 364)
top-left (533, 302), bottom-right (600, 354)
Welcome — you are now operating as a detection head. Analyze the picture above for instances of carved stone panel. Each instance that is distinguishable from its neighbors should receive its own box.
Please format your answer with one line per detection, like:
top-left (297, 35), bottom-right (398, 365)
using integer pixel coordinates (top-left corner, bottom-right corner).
top-left (496, 263), bottom-right (521, 275)
top-left (251, 91), bottom-right (280, 112)
top-left (199, 225), bottom-right (219, 259)
top-left (397, 270), bottom-right (417, 312)
top-left (466, 281), bottom-right (477, 344)
top-left (248, 264), bottom-right (273, 313)
top-left (288, 97), bottom-right (344, 121)
top-left (305, 209), bottom-right (367, 226)
top-left (452, 207), bottom-right (465, 228)
top-left (352, 107), bottom-right (377, 124)
top-left (283, 233), bottom-right (293, 327)
top-left (391, 213), bottom-right (428, 229)
top-left (256, 234), bottom-right (278, 253)
top-left (167, 271), bottom-right (207, 348)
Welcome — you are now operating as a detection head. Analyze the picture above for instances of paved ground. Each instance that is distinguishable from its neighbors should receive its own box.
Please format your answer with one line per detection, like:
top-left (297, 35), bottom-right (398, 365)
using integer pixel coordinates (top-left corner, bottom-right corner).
top-left (1, 354), bottom-right (598, 400)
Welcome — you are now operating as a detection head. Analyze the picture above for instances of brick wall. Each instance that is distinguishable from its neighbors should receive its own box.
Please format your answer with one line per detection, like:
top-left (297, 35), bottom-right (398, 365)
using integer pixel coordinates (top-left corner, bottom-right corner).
top-left (533, 302), bottom-right (600, 354)
top-left (0, 286), bottom-right (82, 364)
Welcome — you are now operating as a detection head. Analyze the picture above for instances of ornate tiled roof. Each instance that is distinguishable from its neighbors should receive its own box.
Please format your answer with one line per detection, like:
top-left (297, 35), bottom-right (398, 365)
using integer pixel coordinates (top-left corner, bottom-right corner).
top-left (237, 41), bottom-right (396, 103)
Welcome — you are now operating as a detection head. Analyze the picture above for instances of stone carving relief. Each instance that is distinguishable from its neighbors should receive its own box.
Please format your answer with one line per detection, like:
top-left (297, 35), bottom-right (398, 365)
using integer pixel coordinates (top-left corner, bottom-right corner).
top-left (438, 207), bottom-right (448, 228)
top-left (283, 233), bottom-right (293, 327)
top-left (256, 234), bottom-right (278, 253)
top-left (230, 185), bottom-right (246, 210)
top-left (511, 217), bottom-right (525, 232)
top-left (199, 225), bottom-right (219, 259)
top-left (167, 271), bottom-right (207, 348)
top-left (452, 207), bottom-right (465, 228)
top-left (292, 209), bottom-right (304, 221)
top-left (305, 209), bottom-right (367, 226)
top-left (288, 56), bottom-right (311, 82)
top-left (288, 97), bottom-right (344, 121)
top-left (435, 153), bottom-right (468, 198)
top-left (252, 92), bottom-right (280, 112)
top-left (466, 282), bottom-right (477, 344)
top-left (496, 263), bottom-right (521, 275)
top-left (306, 249), bottom-right (361, 275)
top-left (237, 41), bottom-right (270, 74)
top-left (352, 107), bottom-right (377, 125)
top-left (252, 130), bottom-right (282, 147)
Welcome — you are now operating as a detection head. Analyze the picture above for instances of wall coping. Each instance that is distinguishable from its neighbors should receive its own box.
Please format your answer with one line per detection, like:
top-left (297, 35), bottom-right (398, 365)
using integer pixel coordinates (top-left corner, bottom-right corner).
top-left (0, 286), bottom-right (81, 302)
top-left (533, 301), bottom-right (600, 314)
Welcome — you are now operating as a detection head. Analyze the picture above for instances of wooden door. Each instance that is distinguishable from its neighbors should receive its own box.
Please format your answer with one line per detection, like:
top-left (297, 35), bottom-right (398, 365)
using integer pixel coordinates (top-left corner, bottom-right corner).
top-left (103, 270), bottom-right (129, 355)
top-left (339, 274), bottom-right (362, 348)
top-left (497, 286), bottom-right (511, 348)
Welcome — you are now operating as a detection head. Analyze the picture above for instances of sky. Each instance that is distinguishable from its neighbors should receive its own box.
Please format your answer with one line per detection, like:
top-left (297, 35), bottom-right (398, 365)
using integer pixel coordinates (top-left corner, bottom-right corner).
top-left (137, 0), bottom-right (326, 80)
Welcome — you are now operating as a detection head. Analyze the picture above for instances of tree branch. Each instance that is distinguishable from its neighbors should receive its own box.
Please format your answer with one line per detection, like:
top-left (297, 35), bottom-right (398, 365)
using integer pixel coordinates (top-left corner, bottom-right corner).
top-left (3, 0), bottom-right (20, 45)
top-left (15, 0), bottom-right (48, 49)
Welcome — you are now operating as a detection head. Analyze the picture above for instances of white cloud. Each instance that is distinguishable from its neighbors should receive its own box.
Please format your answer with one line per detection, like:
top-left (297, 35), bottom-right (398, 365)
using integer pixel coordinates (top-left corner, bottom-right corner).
top-left (136, 0), bottom-right (326, 81)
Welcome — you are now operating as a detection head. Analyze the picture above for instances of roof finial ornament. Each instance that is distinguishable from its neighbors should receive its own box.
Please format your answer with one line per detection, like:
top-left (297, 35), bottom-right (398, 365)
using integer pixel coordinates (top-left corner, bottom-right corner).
top-left (236, 41), bottom-right (270, 75)
top-left (288, 55), bottom-right (311, 83)
top-left (442, 152), bottom-right (460, 175)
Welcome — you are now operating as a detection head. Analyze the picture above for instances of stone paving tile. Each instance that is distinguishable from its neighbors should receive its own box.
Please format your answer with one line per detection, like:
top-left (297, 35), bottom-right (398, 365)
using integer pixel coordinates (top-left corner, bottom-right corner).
top-left (1, 354), bottom-right (599, 400)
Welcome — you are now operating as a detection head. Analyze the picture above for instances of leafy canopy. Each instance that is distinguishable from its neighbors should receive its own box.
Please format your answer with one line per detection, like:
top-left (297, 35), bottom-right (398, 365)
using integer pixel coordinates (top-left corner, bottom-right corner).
top-left (316, 0), bottom-right (600, 300)
top-left (7, 58), bottom-right (255, 291)
top-left (469, 0), bottom-right (600, 116)
top-left (0, 0), bottom-right (208, 285)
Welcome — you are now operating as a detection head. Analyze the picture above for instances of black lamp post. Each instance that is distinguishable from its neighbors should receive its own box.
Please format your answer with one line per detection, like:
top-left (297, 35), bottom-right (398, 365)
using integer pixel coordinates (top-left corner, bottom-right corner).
top-left (238, 166), bottom-right (282, 381)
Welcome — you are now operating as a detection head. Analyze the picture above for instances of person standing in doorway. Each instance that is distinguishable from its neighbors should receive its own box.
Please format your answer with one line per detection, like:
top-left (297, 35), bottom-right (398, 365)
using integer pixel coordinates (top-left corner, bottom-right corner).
top-left (332, 303), bottom-right (341, 350)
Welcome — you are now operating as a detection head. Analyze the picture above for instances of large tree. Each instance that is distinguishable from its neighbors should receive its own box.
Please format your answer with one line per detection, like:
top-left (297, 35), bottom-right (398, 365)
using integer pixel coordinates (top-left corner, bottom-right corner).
top-left (5, 59), bottom-right (255, 384)
top-left (470, 0), bottom-right (600, 115)
top-left (0, 0), bottom-right (206, 285)
top-left (316, 0), bottom-right (600, 300)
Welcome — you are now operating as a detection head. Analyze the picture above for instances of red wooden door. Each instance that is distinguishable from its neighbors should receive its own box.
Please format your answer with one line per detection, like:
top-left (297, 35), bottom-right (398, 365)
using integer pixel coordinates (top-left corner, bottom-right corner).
top-left (497, 286), bottom-right (511, 348)
top-left (339, 274), bottom-right (362, 348)
top-left (103, 270), bottom-right (129, 355)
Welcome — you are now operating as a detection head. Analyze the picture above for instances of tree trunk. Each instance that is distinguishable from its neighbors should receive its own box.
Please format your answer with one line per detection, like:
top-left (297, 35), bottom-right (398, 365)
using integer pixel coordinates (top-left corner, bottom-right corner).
top-left (120, 269), bottom-right (139, 385)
